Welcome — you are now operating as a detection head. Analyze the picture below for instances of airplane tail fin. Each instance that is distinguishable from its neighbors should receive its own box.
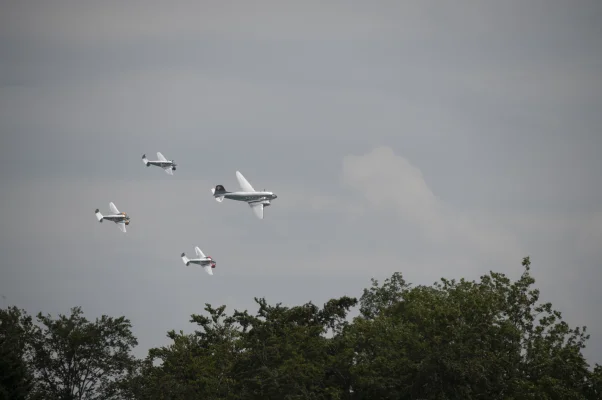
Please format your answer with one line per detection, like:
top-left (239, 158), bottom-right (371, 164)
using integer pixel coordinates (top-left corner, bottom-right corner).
top-left (211, 185), bottom-right (226, 202)
top-left (95, 209), bottom-right (103, 222)
top-left (181, 253), bottom-right (190, 266)
top-left (142, 154), bottom-right (149, 166)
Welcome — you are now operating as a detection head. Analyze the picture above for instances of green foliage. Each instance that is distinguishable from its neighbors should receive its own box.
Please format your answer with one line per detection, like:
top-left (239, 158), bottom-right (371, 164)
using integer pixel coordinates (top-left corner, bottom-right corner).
top-left (0, 306), bottom-right (35, 400)
top-left (230, 296), bottom-right (358, 399)
top-left (126, 297), bottom-right (358, 400)
top-left (93, 257), bottom-right (602, 399)
top-left (358, 272), bottom-right (409, 319)
top-left (27, 306), bottom-right (138, 400)
top-left (348, 257), bottom-right (594, 399)
top-left (587, 364), bottom-right (602, 398)
top-left (2, 257), bottom-right (600, 399)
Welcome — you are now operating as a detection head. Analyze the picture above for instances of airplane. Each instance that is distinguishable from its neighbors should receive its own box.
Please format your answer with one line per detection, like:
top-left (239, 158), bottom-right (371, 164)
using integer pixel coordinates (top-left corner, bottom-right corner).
top-left (142, 152), bottom-right (177, 175)
top-left (211, 171), bottom-right (277, 219)
top-left (95, 202), bottom-right (131, 233)
top-left (181, 246), bottom-right (216, 275)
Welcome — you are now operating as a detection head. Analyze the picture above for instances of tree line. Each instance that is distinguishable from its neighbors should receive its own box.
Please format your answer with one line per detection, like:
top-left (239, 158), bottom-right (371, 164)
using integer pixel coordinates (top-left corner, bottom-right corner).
top-left (2, 257), bottom-right (601, 399)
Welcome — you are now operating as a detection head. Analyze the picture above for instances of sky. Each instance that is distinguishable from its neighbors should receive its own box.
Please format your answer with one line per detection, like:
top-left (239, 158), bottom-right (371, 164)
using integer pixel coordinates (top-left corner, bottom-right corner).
top-left (1, 0), bottom-right (601, 363)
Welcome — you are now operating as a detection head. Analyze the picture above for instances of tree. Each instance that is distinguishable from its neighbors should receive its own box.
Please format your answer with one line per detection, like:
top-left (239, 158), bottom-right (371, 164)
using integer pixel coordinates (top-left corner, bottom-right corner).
top-left (72, 256), bottom-right (602, 399)
top-left (0, 306), bottom-right (35, 400)
top-left (230, 296), bottom-right (357, 399)
top-left (347, 257), bottom-right (596, 399)
top-left (587, 364), bottom-right (602, 399)
top-left (358, 272), bottom-right (410, 320)
top-left (28, 306), bottom-right (138, 400)
top-left (118, 303), bottom-right (246, 400)
top-left (126, 297), bottom-right (358, 400)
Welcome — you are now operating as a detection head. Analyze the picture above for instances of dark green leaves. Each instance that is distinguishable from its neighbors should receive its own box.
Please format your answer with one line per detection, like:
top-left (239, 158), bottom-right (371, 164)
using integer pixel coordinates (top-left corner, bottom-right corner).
top-left (27, 306), bottom-right (137, 400)
top-left (1, 256), bottom-right (599, 399)
top-left (0, 306), bottom-right (35, 400)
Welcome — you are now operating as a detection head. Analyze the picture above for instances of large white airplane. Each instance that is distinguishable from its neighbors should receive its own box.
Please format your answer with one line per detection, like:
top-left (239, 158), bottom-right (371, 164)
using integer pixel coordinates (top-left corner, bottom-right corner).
top-left (181, 246), bottom-right (216, 275)
top-left (211, 171), bottom-right (277, 219)
top-left (95, 202), bottom-right (131, 233)
top-left (142, 152), bottom-right (177, 175)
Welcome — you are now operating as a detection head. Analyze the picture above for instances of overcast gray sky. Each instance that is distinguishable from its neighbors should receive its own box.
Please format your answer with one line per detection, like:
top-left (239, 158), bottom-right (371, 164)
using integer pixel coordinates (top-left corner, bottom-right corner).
top-left (1, 0), bottom-right (601, 362)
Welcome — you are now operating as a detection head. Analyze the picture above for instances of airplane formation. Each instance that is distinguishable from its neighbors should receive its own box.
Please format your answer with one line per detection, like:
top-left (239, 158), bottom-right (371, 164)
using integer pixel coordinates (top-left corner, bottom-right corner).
top-left (95, 152), bottom-right (277, 276)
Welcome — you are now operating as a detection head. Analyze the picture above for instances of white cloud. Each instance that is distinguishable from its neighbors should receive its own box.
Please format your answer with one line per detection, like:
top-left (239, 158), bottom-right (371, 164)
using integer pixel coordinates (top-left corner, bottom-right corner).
top-left (342, 146), bottom-right (440, 226)
top-left (339, 147), bottom-right (602, 362)
top-left (275, 186), bottom-right (363, 216)
top-left (341, 146), bottom-right (524, 268)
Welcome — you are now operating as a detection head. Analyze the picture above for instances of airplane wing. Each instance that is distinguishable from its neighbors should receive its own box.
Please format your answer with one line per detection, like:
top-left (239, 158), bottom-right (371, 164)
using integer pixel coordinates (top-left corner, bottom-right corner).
top-left (163, 167), bottom-right (173, 175)
top-left (250, 203), bottom-right (264, 219)
top-left (117, 222), bottom-right (126, 233)
top-left (157, 152), bottom-right (167, 162)
top-left (195, 246), bottom-right (206, 258)
top-left (109, 202), bottom-right (119, 214)
top-left (203, 265), bottom-right (214, 276)
top-left (236, 171), bottom-right (256, 192)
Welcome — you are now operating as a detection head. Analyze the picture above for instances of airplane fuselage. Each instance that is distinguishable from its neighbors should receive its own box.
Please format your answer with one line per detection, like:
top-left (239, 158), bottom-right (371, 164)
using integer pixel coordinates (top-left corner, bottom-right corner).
top-left (187, 258), bottom-right (215, 267)
top-left (220, 191), bottom-right (277, 202)
top-left (102, 214), bottom-right (129, 223)
top-left (148, 161), bottom-right (174, 167)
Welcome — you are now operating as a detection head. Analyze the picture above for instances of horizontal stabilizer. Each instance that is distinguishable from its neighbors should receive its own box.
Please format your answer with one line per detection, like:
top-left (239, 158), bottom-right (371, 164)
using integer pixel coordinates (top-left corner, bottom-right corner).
top-left (181, 253), bottom-right (190, 266)
top-left (95, 209), bottom-right (103, 222)
top-left (142, 154), bottom-right (149, 166)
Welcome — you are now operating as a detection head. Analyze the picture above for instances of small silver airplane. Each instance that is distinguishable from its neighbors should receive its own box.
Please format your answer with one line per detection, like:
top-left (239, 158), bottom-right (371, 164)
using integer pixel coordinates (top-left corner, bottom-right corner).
top-left (211, 171), bottom-right (277, 219)
top-left (95, 202), bottom-right (131, 233)
top-left (181, 246), bottom-right (216, 275)
top-left (142, 152), bottom-right (177, 175)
